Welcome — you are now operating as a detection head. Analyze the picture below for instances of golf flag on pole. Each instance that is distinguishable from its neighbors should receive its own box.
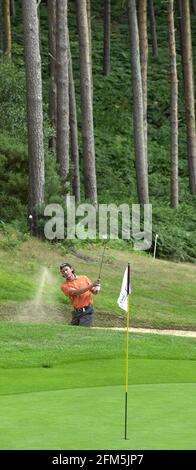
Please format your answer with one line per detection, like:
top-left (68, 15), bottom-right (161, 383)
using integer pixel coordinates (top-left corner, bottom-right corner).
top-left (117, 266), bottom-right (131, 311)
top-left (117, 264), bottom-right (131, 440)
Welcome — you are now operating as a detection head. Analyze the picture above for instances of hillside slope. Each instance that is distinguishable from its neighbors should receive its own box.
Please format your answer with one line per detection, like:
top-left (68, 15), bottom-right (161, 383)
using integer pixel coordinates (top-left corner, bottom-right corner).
top-left (0, 234), bottom-right (195, 330)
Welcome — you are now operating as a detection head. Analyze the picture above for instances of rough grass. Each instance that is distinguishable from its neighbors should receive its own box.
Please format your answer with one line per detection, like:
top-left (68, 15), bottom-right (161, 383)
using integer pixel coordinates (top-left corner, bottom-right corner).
top-left (0, 237), bottom-right (196, 329)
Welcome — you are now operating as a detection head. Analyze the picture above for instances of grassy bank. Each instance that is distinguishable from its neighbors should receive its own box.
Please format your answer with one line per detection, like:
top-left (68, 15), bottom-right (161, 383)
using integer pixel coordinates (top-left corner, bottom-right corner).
top-left (0, 235), bottom-right (196, 329)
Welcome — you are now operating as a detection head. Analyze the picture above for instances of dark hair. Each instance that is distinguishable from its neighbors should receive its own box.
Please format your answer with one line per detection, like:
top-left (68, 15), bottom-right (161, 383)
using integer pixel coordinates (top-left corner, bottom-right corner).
top-left (59, 262), bottom-right (75, 274)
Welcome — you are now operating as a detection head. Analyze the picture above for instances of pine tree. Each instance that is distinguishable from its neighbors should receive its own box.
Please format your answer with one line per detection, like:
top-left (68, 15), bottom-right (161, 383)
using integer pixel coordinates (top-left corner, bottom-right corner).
top-left (76, 0), bottom-right (97, 204)
top-left (22, 0), bottom-right (45, 234)
top-left (56, 0), bottom-right (69, 191)
top-left (179, 0), bottom-right (196, 193)
top-left (128, 0), bottom-right (149, 204)
top-left (168, 0), bottom-right (178, 208)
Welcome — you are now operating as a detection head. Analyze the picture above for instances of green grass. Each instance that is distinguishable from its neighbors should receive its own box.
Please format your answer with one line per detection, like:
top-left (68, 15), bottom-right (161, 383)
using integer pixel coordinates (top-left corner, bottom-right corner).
top-left (0, 323), bottom-right (196, 449)
top-left (1, 323), bottom-right (196, 370)
top-left (1, 384), bottom-right (196, 450)
top-left (0, 235), bottom-right (196, 448)
top-left (0, 237), bottom-right (196, 329)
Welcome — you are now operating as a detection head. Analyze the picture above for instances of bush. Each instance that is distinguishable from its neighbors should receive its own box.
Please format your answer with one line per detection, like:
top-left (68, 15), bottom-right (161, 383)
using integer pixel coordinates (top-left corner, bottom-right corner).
top-left (0, 221), bottom-right (29, 249)
top-left (151, 204), bottom-right (196, 263)
top-left (0, 60), bottom-right (26, 141)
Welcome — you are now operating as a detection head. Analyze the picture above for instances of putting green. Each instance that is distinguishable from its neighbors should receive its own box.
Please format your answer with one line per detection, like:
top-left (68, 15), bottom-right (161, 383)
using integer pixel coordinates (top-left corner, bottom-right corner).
top-left (0, 358), bottom-right (196, 449)
top-left (0, 383), bottom-right (196, 450)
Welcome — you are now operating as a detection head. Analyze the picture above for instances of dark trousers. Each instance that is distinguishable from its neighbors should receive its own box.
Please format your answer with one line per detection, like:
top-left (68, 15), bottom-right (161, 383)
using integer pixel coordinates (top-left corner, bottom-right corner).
top-left (71, 305), bottom-right (94, 327)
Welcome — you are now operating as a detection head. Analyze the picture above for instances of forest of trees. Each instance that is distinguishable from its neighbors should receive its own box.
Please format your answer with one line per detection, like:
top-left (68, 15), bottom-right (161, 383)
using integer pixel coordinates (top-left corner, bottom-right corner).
top-left (0, 0), bottom-right (195, 261)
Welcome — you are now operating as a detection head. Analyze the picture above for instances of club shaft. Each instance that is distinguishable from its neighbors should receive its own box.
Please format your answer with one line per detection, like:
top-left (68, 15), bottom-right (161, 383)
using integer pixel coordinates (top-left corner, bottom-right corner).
top-left (98, 242), bottom-right (107, 278)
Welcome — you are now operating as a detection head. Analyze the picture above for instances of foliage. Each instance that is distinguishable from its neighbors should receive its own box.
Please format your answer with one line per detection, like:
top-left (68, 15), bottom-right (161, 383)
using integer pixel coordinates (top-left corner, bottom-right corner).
top-left (0, 221), bottom-right (29, 250)
top-left (0, 133), bottom-right (27, 222)
top-left (152, 203), bottom-right (196, 262)
top-left (0, 1), bottom-right (195, 262)
top-left (44, 150), bottom-right (64, 204)
top-left (0, 60), bottom-right (26, 142)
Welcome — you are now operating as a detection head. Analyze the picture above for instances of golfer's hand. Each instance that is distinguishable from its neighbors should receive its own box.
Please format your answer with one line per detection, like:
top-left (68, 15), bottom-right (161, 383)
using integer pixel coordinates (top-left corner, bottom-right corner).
top-left (92, 279), bottom-right (101, 287)
top-left (91, 279), bottom-right (101, 294)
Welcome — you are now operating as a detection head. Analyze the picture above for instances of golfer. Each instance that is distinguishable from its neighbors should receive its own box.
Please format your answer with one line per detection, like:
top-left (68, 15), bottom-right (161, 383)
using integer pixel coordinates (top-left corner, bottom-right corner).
top-left (60, 262), bottom-right (101, 327)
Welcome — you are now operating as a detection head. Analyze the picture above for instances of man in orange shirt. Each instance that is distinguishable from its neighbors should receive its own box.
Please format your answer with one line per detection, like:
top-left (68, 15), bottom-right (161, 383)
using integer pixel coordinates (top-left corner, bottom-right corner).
top-left (60, 262), bottom-right (101, 327)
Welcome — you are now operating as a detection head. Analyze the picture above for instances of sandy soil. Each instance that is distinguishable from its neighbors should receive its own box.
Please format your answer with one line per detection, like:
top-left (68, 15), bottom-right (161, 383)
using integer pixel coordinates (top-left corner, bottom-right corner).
top-left (0, 301), bottom-right (195, 337)
top-left (0, 301), bottom-right (125, 327)
top-left (95, 326), bottom-right (196, 338)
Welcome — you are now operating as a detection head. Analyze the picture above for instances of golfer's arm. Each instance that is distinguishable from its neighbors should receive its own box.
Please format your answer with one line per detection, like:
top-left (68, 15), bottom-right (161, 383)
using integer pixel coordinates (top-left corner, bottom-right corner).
top-left (70, 284), bottom-right (93, 296)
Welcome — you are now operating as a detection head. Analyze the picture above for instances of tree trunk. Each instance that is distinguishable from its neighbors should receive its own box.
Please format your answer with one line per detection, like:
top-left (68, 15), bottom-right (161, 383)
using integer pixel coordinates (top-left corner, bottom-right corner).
top-left (76, 0), bottom-right (97, 204)
top-left (48, 0), bottom-right (57, 152)
top-left (86, 0), bottom-right (93, 98)
top-left (22, 0), bottom-right (45, 234)
top-left (192, 0), bottom-right (196, 15)
top-left (103, 0), bottom-right (111, 77)
top-left (10, 0), bottom-right (16, 18)
top-left (3, 0), bottom-right (11, 57)
top-left (168, 0), bottom-right (178, 208)
top-left (128, 0), bottom-right (149, 205)
top-left (179, 0), bottom-right (196, 193)
top-left (56, 0), bottom-right (69, 190)
top-left (68, 36), bottom-right (80, 203)
top-left (0, 0), bottom-right (3, 61)
top-left (138, 0), bottom-right (148, 171)
top-left (148, 0), bottom-right (158, 59)
top-left (86, 0), bottom-right (92, 66)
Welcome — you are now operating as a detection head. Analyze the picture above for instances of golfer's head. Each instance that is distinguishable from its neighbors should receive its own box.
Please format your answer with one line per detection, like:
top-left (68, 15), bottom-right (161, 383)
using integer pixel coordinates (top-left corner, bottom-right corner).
top-left (60, 262), bottom-right (75, 279)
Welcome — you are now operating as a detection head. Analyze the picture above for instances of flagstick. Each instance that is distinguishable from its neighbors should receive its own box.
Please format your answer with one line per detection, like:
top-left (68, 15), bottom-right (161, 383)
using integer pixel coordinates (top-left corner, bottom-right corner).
top-left (124, 263), bottom-right (130, 440)
top-left (153, 234), bottom-right (159, 261)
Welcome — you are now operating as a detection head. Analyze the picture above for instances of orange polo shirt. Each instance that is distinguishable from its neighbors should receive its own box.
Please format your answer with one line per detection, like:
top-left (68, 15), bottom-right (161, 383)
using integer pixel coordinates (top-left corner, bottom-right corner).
top-left (60, 275), bottom-right (93, 310)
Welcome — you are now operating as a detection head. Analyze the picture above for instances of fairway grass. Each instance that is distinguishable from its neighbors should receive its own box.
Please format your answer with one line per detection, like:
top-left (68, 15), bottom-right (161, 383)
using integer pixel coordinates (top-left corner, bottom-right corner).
top-left (0, 324), bottom-right (196, 450)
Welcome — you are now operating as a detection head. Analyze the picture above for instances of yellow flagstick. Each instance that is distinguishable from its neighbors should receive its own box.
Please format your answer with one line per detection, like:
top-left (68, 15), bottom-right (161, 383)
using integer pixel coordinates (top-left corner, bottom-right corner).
top-left (124, 263), bottom-right (131, 440)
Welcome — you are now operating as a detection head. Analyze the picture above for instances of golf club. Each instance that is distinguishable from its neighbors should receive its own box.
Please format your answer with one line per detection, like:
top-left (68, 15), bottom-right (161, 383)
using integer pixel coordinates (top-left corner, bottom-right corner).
top-left (95, 236), bottom-right (108, 291)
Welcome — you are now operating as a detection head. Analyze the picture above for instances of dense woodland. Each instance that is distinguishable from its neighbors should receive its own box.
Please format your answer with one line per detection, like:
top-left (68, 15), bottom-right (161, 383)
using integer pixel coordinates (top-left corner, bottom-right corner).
top-left (0, 0), bottom-right (196, 262)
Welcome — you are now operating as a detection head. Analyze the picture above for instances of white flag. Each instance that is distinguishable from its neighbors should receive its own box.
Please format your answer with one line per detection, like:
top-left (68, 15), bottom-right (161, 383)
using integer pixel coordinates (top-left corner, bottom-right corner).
top-left (117, 267), bottom-right (131, 311)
